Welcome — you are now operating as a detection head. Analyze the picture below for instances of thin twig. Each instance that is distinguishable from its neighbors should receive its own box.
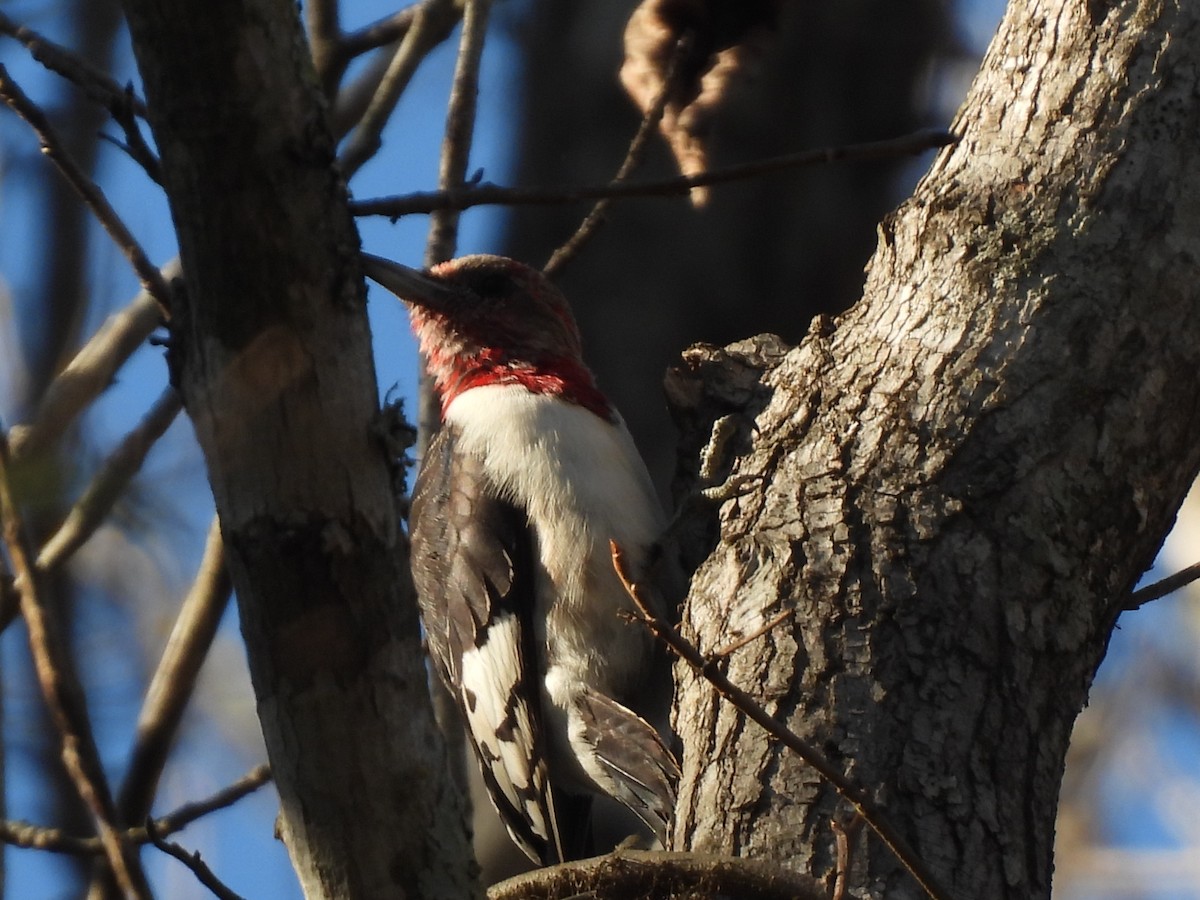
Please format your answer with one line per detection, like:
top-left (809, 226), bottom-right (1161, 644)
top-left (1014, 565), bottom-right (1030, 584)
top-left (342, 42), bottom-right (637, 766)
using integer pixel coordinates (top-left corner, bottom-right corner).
top-left (7, 260), bottom-right (175, 464)
top-left (146, 821), bottom-right (246, 900)
top-left (424, 0), bottom-right (492, 266)
top-left (340, 0), bottom-right (461, 177)
top-left (711, 607), bottom-right (794, 658)
top-left (141, 765), bottom-right (272, 841)
top-left (37, 388), bottom-right (183, 572)
top-left (353, 128), bottom-right (958, 218)
top-left (0, 766), bottom-right (272, 855)
top-left (417, 0), bottom-right (492, 448)
top-left (330, 0), bottom-right (461, 140)
top-left (117, 518), bottom-right (233, 825)
top-left (831, 814), bottom-right (863, 900)
top-left (0, 430), bottom-right (150, 898)
top-left (0, 12), bottom-right (148, 117)
top-left (610, 541), bottom-right (955, 900)
top-left (0, 12), bottom-right (160, 181)
top-left (0, 64), bottom-right (171, 313)
top-left (104, 85), bottom-right (162, 184)
top-left (339, 6), bottom-right (422, 61)
top-left (1124, 560), bottom-right (1200, 610)
top-left (543, 34), bottom-right (689, 278)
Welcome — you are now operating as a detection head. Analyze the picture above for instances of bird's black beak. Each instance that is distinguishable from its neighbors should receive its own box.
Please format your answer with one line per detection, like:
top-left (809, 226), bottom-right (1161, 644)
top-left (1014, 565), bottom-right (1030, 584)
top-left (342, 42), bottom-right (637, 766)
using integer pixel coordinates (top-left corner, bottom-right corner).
top-left (361, 253), bottom-right (463, 311)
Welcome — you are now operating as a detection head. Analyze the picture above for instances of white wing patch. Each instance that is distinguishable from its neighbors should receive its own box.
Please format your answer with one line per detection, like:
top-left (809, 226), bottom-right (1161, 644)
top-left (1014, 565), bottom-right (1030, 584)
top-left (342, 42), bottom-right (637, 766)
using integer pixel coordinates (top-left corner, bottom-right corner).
top-left (459, 612), bottom-right (560, 860)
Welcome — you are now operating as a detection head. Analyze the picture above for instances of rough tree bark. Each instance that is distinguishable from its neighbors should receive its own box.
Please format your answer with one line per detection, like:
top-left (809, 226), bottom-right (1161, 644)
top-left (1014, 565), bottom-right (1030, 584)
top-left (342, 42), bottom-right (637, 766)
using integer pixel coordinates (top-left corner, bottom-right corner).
top-left (670, 1), bottom-right (1200, 898)
top-left (120, 1), bottom-right (475, 897)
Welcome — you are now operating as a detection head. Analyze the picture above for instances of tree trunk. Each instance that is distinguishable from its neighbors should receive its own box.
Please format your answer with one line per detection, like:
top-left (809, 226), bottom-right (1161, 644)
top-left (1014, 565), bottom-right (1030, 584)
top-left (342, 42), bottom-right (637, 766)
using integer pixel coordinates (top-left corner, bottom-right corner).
top-left (671, 1), bottom-right (1200, 897)
top-left (120, 2), bottom-right (475, 897)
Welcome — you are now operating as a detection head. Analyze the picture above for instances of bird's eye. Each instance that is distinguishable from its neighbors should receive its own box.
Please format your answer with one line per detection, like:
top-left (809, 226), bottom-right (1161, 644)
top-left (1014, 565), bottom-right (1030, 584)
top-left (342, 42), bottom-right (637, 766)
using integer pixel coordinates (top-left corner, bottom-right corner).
top-left (465, 271), bottom-right (514, 299)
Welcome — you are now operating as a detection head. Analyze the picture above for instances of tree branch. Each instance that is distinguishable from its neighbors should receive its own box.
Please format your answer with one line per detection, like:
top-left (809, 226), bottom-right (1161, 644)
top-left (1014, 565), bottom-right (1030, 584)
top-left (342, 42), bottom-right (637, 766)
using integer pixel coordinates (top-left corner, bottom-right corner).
top-left (0, 11), bottom-right (149, 116)
top-left (7, 262), bottom-right (173, 464)
top-left (543, 34), bottom-right (688, 278)
top-left (352, 128), bottom-right (957, 218)
top-left (339, 0), bottom-right (461, 177)
top-left (145, 821), bottom-right (246, 900)
top-left (36, 387), bottom-right (182, 572)
top-left (330, 0), bottom-right (462, 140)
top-left (0, 430), bottom-right (150, 898)
top-left (338, 6), bottom-right (422, 61)
top-left (305, 0), bottom-right (340, 94)
top-left (488, 848), bottom-right (827, 900)
top-left (0, 765), bottom-right (271, 855)
top-left (423, 0), bottom-right (492, 264)
top-left (117, 518), bottom-right (233, 824)
top-left (0, 63), bottom-right (170, 312)
top-left (1124, 561), bottom-right (1200, 611)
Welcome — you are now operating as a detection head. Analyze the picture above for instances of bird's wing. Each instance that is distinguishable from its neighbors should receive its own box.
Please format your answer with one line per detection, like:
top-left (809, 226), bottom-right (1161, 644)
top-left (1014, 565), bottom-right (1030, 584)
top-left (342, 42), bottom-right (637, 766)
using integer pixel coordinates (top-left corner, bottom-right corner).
top-left (409, 425), bottom-right (562, 865)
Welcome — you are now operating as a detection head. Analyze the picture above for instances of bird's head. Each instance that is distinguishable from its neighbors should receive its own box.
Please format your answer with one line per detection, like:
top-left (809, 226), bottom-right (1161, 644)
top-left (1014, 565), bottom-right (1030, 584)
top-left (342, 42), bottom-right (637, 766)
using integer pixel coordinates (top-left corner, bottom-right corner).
top-left (363, 253), bottom-right (611, 418)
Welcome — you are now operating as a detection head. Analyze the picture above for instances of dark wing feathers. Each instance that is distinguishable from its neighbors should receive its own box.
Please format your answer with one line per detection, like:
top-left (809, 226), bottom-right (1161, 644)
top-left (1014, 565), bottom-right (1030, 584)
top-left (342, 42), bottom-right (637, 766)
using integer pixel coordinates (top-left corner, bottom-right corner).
top-left (409, 426), bottom-right (562, 864)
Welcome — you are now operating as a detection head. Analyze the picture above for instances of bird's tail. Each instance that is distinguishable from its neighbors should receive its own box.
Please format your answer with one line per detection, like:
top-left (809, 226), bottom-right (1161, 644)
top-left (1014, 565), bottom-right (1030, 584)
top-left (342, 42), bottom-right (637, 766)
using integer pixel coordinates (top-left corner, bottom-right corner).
top-left (571, 686), bottom-right (680, 846)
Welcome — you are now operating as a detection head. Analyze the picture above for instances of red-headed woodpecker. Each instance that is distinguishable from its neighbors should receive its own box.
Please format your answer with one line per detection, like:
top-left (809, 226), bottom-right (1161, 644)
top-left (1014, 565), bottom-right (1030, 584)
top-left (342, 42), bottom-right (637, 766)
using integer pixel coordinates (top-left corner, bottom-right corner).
top-left (363, 253), bottom-right (678, 865)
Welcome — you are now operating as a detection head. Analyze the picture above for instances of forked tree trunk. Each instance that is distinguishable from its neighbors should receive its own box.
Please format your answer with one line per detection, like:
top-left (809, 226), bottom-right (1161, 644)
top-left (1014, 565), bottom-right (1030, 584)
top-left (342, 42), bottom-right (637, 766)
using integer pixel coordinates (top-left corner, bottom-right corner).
top-left (671, 2), bottom-right (1200, 897)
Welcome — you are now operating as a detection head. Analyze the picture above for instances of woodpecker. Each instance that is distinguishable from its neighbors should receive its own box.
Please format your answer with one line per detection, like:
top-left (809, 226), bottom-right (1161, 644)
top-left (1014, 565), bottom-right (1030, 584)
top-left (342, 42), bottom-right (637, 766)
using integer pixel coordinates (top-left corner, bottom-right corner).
top-left (362, 252), bottom-right (679, 865)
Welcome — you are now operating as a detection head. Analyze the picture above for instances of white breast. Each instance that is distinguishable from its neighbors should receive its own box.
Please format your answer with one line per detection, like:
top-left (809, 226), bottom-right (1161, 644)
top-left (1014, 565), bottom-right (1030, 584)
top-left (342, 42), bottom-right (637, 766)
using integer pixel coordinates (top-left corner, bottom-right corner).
top-left (444, 384), bottom-right (665, 694)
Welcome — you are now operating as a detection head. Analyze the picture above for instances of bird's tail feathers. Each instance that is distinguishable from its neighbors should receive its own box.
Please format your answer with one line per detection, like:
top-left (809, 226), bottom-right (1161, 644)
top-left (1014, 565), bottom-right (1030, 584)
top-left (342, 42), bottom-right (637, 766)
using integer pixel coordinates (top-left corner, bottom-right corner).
top-left (572, 686), bottom-right (680, 846)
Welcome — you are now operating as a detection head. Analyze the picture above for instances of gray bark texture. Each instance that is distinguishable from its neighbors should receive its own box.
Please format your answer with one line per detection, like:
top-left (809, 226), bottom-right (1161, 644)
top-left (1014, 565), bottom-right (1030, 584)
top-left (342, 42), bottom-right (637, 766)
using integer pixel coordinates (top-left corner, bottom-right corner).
top-left (668, 1), bottom-right (1200, 898)
top-left (120, 1), bottom-right (476, 897)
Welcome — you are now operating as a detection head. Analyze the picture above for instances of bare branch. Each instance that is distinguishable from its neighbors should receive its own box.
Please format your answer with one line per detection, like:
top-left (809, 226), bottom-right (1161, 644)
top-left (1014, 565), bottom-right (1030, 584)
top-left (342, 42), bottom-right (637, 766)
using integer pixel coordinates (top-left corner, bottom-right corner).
top-left (0, 12), bottom-right (159, 183)
top-left (413, 0), bottom-right (493, 444)
top-left (543, 35), bottom-right (688, 278)
top-left (611, 541), bottom-right (955, 900)
top-left (117, 517), bottom-right (232, 823)
top-left (330, 0), bottom-right (462, 139)
top-left (831, 814), bottom-right (864, 900)
top-left (0, 11), bottom-right (149, 117)
top-left (424, 0), bottom-right (492, 265)
top-left (0, 430), bottom-right (150, 898)
top-left (305, 0), bottom-right (341, 94)
top-left (353, 128), bottom-right (957, 218)
top-left (488, 848), bottom-right (826, 900)
top-left (0, 766), bottom-right (271, 856)
top-left (0, 64), bottom-right (170, 313)
top-left (711, 606), bottom-right (794, 658)
top-left (7, 260), bottom-right (175, 464)
top-left (339, 6), bottom-right (422, 61)
top-left (103, 86), bottom-right (162, 184)
top-left (1124, 561), bottom-right (1200, 610)
top-left (145, 821), bottom-right (246, 900)
top-left (36, 388), bottom-right (182, 572)
top-left (339, 0), bottom-right (462, 177)
top-left (145, 765), bottom-right (272, 840)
